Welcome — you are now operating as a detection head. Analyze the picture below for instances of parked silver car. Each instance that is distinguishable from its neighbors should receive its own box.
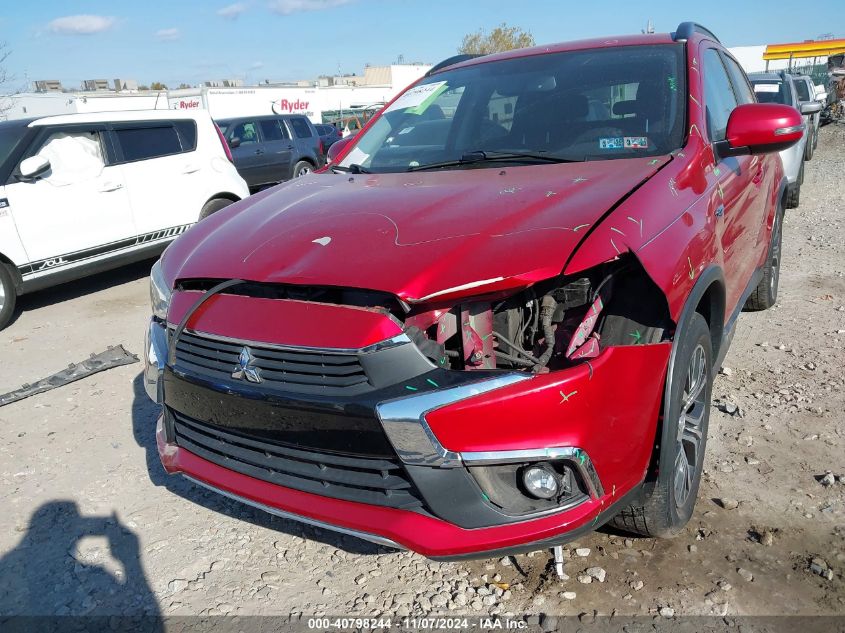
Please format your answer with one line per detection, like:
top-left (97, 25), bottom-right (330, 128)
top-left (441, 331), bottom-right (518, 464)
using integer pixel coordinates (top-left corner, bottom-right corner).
top-left (748, 71), bottom-right (821, 208)
top-left (792, 74), bottom-right (822, 159)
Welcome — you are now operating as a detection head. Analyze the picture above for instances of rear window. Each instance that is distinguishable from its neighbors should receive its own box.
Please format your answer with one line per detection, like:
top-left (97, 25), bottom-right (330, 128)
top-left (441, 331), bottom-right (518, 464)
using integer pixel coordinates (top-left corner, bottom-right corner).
top-left (114, 124), bottom-right (183, 162)
top-left (289, 117), bottom-right (313, 139)
top-left (750, 80), bottom-right (790, 105)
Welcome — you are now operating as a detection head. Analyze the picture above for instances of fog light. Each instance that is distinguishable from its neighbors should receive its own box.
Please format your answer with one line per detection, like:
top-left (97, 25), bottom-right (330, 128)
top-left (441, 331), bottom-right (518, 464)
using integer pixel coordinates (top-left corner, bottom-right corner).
top-left (522, 464), bottom-right (559, 499)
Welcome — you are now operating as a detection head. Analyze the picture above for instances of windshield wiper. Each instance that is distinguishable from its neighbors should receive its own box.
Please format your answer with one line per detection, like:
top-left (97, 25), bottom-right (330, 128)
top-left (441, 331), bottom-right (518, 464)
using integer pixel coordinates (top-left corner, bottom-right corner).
top-left (407, 150), bottom-right (584, 172)
top-left (330, 163), bottom-right (372, 174)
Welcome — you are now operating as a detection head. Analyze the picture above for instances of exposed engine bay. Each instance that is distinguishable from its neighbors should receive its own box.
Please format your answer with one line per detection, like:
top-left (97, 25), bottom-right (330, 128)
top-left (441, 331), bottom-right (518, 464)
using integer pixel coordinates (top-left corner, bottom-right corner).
top-left (404, 254), bottom-right (674, 373)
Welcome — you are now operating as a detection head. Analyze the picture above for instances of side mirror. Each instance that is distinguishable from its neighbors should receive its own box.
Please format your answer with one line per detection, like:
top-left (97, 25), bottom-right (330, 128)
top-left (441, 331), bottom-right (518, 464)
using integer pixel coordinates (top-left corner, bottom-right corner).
top-left (19, 155), bottom-right (51, 180)
top-left (715, 103), bottom-right (804, 159)
top-left (800, 101), bottom-right (823, 115)
top-left (326, 135), bottom-right (353, 164)
top-left (228, 137), bottom-right (241, 149)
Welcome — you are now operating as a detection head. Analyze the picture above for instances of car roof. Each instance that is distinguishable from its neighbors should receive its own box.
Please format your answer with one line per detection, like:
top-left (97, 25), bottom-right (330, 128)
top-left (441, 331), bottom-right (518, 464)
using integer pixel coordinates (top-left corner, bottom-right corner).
top-left (748, 72), bottom-right (788, 82)
top-left (28, 109), bottom-right (209, 127)
top-left (439, 33), bottom-right (677, 74)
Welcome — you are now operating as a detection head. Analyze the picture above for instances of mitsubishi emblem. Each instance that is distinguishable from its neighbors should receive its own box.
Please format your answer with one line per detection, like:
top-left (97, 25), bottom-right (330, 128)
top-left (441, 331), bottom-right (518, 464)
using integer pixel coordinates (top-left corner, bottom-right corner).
top-left (231, 347), bottom-right (262, 383)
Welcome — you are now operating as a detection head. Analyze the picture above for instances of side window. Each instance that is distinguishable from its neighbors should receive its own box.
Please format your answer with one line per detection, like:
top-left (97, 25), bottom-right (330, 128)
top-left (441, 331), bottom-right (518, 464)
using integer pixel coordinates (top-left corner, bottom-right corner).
top-left (174, 120), bottom-right (198, 151)
top-left (114, 125), bottom-right (182, 162)
top-left (231, 121), bottom-right (259, 144)
top-left (721, 54), bottom-right (756, 105)
top-left (33, 129), bottom-right (105, 186)
top-left (289, 117), bottom-right (313, 139)
top-left (259, 119), bottom-right (288, 142)
top-left (702, 48), bottom-right (738, 142)
top-left (793, 78), bottom-right (811, 102)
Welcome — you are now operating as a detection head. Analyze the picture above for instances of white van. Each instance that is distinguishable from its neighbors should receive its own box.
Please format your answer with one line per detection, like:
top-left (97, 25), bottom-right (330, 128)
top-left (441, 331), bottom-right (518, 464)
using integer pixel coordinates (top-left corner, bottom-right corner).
top-left (0, 110), bottom-right (249, 329)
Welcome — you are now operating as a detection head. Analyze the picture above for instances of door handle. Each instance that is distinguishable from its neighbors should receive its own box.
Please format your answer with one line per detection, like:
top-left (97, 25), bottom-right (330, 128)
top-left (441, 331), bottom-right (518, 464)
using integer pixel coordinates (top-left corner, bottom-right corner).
top-left (254, 149), bottom-right (265, 155)
top-left (99, 182), bottom-right (123, 192)
top-left (182, 164), bottom-right (200, 174)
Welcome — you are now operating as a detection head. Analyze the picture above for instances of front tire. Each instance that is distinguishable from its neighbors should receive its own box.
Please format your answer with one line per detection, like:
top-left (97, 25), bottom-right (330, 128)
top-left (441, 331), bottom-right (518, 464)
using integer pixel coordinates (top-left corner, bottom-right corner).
top-left (0, 265), bottom-right (17, 331)
top-left (745, 204), bottom-right (784, 311)
top-left (804, 130), bottom-right (814, 161)
top-left (609, 313), bottom-right (712, 537)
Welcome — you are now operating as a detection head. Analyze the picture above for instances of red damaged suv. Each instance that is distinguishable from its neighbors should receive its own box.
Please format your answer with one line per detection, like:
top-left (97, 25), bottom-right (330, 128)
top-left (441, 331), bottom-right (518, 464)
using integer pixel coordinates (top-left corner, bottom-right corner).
top-left (145, 23), bottom-right (803, 560)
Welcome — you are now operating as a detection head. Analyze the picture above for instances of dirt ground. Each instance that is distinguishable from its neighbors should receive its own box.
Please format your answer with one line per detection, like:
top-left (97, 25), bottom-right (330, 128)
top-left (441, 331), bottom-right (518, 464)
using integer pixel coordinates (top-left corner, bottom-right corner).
top-left (1, 126), bottom-right (843, 627)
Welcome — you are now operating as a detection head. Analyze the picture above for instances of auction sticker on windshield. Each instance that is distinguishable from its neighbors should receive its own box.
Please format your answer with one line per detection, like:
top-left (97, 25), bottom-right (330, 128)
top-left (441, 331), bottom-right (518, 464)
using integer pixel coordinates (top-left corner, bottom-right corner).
top-left (754, 83), bottom-right (780, 93)
top-left (599, 137), bottom-right (624, 149)
top-left (386, 81), bottom-right (449, 115)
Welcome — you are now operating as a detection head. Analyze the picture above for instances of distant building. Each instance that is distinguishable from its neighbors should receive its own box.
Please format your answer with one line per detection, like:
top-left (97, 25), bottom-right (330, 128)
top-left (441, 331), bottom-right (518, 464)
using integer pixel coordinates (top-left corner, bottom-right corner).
top-left (82, 79), bottom-right (110, 91)
top-left (33, 80), bottom-right (63, 93)
top-left (202, 79), bottom-right (244, 88)
top-left (114, 78), bottom-right (139, 92)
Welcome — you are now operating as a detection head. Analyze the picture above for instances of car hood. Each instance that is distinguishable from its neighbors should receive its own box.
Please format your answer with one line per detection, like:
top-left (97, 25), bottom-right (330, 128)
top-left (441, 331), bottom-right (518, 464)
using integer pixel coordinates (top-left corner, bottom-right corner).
top-left (165, 157), bottom-right (669, 303)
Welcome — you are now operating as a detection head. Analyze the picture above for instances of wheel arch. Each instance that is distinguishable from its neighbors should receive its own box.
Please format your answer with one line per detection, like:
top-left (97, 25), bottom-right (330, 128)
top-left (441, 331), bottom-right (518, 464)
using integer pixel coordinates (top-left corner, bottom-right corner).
top-left (645, 266), bottom-right (724, 481)
top-left (0, 252), bottom-right (23, 294)
top-left (204, 191), bottom-right (242, 207)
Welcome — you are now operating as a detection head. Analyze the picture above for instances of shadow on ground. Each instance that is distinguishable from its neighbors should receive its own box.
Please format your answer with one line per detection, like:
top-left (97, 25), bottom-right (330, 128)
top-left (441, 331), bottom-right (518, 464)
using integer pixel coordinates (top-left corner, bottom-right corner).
top-left (130, 372), bottom-right (393, 557)
top-left (0, 500), bottom-right (162, 629)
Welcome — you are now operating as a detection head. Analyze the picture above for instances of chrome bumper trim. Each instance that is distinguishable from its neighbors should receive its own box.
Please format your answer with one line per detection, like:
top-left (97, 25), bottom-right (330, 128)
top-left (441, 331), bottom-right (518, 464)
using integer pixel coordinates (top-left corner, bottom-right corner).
top-left (375, 374), bottom-right (530, 468)
top-left (184, 476), bottom-right (406, 550)
top-left (145, 319), bottom-right (168, 403)
top-left (461, 447), bottom-right (605, 499)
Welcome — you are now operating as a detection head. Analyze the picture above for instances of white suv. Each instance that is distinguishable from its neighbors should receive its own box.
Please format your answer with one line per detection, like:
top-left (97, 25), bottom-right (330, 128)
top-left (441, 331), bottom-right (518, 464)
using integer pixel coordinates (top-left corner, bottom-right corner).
top-left (0, 110), bottom-right (249, 329)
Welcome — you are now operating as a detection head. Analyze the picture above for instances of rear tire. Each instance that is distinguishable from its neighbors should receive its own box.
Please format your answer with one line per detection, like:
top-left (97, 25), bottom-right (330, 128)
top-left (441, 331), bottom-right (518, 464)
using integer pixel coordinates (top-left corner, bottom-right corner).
top-left (785, 183), bottom-right (801, 209)
top-left (0, 265), bottom-right (17, 331)
top-left (292, 161), bottom-right (313, 178)
top-left (609, 313), bottom-right (712, 538)
top-left (199, 198), bottom-right (233, 220)
top-left (745, 204), bottom-right (784, 311)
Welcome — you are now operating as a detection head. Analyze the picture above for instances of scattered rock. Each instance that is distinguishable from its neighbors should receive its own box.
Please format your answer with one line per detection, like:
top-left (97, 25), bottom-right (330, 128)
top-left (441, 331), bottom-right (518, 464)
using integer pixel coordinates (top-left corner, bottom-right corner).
top-left (574, 548), bottom-right (591, 557)
top-left (561, 591), bottom-right (577, 600)
top-left (737, 568), bottom-right (754, 582)
top-left (577, 574), bottom-right (592, 584)
top-left (716, 498), bottom-right (739, 510)
top-left (819, 472), bottom-right (837, 487)
top-left (630, 580), bottom-right (644, 591)
top-left (168, 579), bottom-right (188, 593)
top-left (585, 567), bottom-right (606, 583)
top-left (659, 606), bottom-right (675, 618)
top-left (810, 558), bottom-right (835, 581)
top-left (500, 556), bottom-right (512, 567)
top-left (719, 367), bottom-right (733, 376)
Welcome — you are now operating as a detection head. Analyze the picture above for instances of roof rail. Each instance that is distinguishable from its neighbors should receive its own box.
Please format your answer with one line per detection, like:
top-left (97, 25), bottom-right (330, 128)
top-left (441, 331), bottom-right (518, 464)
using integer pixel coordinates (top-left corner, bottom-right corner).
top-left (425, 54), bottom-right (480, 77)
top-left (672, 22), bottom-right (720, 43)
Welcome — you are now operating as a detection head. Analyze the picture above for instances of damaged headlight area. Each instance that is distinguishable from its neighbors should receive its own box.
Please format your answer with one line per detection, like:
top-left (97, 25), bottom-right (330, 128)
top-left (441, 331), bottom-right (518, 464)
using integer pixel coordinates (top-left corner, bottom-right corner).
top-left (149, 259), bottom-right (173, 321)
top-left (404, 254), bottom-right (674, 373)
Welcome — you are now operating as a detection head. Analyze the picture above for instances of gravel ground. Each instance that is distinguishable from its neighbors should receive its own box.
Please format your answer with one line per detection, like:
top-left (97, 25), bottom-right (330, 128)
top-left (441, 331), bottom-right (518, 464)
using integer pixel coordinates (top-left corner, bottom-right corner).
top-left (0, 125), bottom-right (843, 624)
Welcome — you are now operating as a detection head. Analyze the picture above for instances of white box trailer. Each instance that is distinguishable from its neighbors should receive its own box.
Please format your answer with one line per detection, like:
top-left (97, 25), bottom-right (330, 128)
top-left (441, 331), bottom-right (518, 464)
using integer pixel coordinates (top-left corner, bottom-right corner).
top-left (166, 84), bottom-right (406, 124)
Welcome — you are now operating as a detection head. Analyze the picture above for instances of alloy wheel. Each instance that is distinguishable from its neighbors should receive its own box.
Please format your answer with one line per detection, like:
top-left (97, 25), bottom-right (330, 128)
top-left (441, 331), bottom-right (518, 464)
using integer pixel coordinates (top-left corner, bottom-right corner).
top-left (297, 166), bottom-right (311, 177)
top-left (673, 343), bottom-right (707, 507)
top-left (0, 281), bottom-right (5, 313)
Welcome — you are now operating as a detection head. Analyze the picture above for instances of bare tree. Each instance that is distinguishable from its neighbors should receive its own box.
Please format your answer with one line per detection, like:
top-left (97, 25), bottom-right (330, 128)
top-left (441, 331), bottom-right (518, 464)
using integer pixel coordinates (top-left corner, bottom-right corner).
top-left (459, 23), bottom-right (535, 56)
top-left (0, 42), bottom-right (12, 116)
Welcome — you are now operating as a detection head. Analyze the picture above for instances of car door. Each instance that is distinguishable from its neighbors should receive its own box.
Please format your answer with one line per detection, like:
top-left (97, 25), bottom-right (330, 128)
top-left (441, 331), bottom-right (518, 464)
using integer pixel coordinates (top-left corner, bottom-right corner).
top-left (4, 123), bottom-right (136, 266)
top-left (701, 47), bottom-right (758, 313)
top-left (257, 118), bottom-right (293, 183)
top-left (112, 120), bottom-right (199, 237)
top-left (227, 120), bottom-right (265, 187)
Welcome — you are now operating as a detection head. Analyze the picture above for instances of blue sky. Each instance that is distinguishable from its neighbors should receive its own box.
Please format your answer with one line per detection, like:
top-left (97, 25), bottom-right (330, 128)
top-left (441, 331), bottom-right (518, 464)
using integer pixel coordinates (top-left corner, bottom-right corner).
top-left (0, 0), bottom-right (840, 89)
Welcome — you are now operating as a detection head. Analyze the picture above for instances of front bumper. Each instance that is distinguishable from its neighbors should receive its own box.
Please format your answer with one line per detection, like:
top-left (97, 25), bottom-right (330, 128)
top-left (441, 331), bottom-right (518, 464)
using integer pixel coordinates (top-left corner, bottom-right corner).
top-left (146, 317), bottom-right (670, 557)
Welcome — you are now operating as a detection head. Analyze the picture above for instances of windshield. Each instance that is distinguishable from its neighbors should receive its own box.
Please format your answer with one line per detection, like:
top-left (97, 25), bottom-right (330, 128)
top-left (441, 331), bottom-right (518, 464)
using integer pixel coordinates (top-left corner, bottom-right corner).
top-left (340, 44), bottom-right (686, 173)
top-left (750, 79), bottom-right (790, 105)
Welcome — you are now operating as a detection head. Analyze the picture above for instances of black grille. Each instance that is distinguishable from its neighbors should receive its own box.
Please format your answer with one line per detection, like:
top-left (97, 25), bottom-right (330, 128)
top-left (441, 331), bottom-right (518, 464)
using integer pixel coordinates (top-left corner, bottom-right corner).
top-left (171, 411), bottom-right (424, 510)
top-left (173, 331), bottom-right (371, 396)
